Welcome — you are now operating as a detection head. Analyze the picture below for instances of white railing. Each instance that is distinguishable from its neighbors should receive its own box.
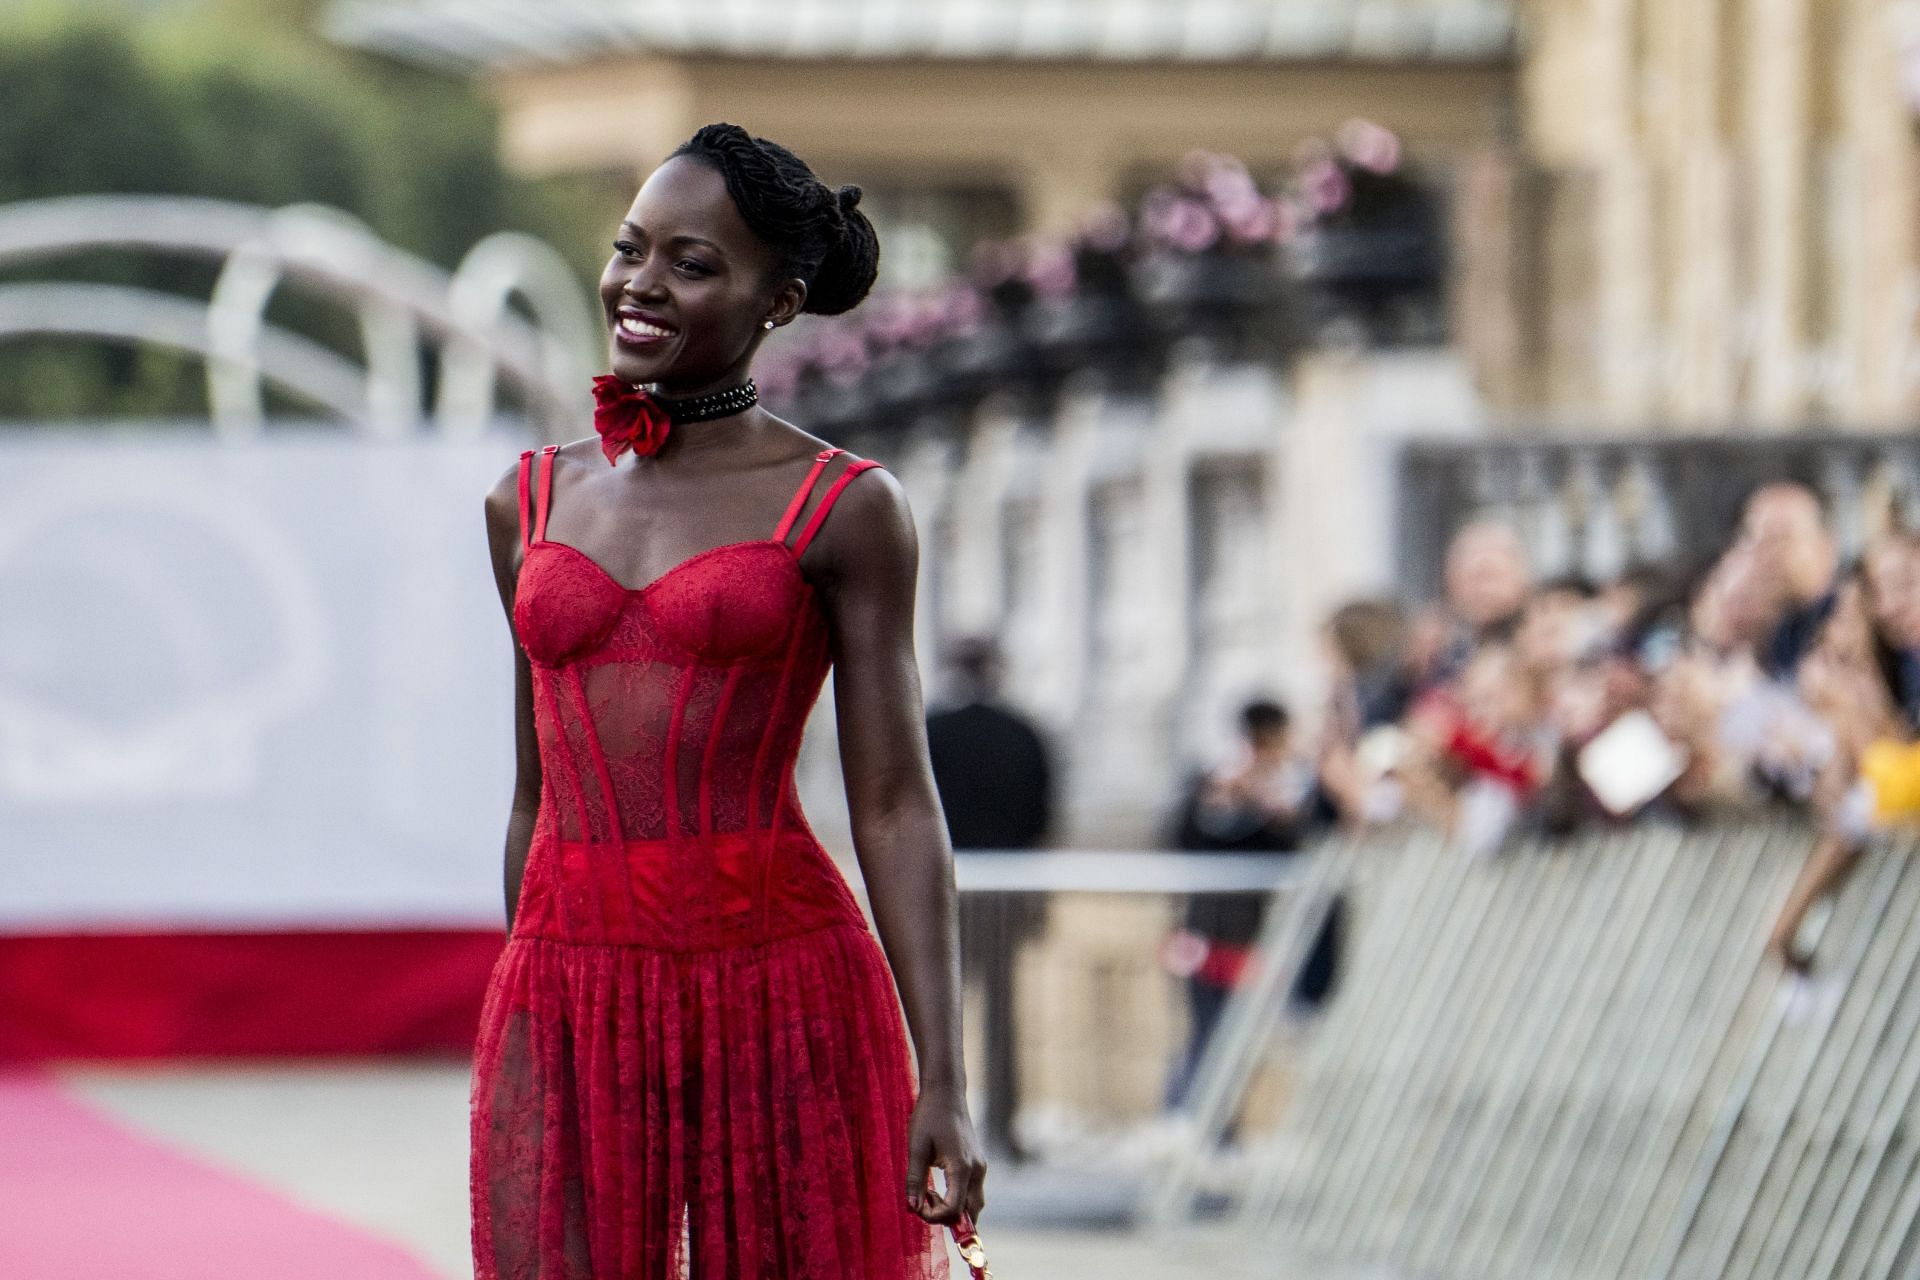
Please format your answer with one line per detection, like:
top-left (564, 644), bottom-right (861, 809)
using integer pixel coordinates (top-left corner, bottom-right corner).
top-left (0, 195), bottom-right (596, 438)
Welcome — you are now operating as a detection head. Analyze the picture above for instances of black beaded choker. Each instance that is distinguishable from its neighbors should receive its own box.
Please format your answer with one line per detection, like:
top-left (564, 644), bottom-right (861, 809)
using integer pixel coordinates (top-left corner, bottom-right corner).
top-left (651, 379), bottom-right (758, 424)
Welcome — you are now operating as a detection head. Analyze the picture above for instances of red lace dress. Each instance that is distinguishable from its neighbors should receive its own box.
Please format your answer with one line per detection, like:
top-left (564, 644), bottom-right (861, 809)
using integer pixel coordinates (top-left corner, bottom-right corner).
top-left (471, 444), bottom-right (948, 1280)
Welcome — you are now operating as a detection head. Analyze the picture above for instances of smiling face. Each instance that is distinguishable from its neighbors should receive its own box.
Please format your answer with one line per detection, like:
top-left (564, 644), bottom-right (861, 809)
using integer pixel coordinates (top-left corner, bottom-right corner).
top-left (598, 156), bottom-right (805, 395)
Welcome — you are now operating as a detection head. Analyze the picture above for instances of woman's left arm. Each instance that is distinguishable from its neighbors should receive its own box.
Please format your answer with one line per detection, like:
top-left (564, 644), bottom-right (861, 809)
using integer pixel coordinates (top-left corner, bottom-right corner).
top-left (814, 464), bottom-right (987, 1227)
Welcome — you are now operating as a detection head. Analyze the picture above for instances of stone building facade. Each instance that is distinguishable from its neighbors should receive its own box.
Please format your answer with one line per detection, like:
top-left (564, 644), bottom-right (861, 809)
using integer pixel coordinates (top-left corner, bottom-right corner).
top-left (1498, 0), bottom-right (1920, 431)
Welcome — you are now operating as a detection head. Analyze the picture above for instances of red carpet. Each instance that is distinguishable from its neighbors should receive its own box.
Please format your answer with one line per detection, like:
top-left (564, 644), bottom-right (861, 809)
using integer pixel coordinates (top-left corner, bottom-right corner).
top-left (0, 1073), bottom-right (443, 1279)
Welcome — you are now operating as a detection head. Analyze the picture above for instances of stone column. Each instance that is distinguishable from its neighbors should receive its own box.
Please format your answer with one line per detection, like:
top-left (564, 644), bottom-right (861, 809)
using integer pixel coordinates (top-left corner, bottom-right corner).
top-left (1588, 0), bottom-right (1663, 426)
top-left (1838, 0), bottom-right (1919, 425)
top-left (1671, 143), bottom-right (1738, 427)
top-left (996, 422), bottom-right (1063, 723)
top-left (1138, 370), bottom-right (1194, 782)
top-left (1746, 0), bottom-right (1816, 427)
top-left (1658, 0), bottom-right (1739, 428)
top-left (1028, 387), bottom-right (1107, 730)
top-left (890, 432), bottom-right (963, 686)
top-left (942, 405), bottom-right (1022, 641)
top-left (1451, 147), bottom-right (1532, 414)
top-left (1161, 361), bottom-right (1288, 764)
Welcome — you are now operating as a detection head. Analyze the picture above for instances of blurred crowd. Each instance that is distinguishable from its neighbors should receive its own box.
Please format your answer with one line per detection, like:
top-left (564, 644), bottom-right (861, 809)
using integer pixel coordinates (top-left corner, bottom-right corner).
top-left (1303, 482), bottom-right (1920, 854)
top-left (1161, 482), bottom-right (1920, 990)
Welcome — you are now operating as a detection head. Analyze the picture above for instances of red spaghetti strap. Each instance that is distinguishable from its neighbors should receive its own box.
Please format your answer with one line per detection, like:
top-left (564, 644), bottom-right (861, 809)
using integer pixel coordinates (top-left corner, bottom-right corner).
top-left (532, 445), bottom-right (558, 545)
top-left (791, 459), bottom-right (883, 559)
top-left (516, 449), bottom-right (535, 551)
top-left (773, 448), bottom-right (844, 544)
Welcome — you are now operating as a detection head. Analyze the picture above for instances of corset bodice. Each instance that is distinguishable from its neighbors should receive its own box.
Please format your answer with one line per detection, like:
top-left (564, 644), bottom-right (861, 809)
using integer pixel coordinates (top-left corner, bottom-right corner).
top-left (506, 443), bottom-right (882, 951)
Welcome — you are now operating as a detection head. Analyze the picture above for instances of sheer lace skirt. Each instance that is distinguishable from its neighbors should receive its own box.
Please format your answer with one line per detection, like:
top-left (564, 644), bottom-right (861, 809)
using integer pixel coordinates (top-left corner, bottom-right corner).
top-left (469, 924), bottom-right (949, 1280)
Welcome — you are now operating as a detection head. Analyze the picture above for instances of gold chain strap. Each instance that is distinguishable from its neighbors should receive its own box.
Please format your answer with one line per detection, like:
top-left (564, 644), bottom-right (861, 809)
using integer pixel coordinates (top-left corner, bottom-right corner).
top-left (951, 1213), bottom-right (992, 1279)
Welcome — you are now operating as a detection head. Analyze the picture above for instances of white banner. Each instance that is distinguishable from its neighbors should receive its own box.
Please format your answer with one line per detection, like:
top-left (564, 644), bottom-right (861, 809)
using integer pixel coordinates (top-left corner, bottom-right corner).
top-left (0, 429), bottom-right (525, 929)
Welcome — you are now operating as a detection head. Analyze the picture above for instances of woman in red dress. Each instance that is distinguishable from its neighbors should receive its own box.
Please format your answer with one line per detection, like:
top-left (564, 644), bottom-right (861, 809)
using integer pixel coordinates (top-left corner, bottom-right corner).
top-left (470, 123), bottom-right (986, 1278)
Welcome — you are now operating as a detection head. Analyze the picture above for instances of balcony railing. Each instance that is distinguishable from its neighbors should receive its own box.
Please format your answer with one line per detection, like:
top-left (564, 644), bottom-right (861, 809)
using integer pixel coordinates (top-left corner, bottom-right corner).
top-left (1396, 433), bottom-right (1920, 598)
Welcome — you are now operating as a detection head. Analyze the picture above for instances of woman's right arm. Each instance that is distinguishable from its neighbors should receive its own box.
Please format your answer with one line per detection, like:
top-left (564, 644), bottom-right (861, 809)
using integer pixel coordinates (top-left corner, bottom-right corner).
top-left (485, 467), bottom-right (542, 931)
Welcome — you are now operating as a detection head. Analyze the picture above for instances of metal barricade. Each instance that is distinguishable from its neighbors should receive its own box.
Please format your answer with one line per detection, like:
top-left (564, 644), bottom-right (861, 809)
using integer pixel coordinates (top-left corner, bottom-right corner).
top-left (948, 848), bottom-right (1304, 1158)
top-left (1140, 824), bottom-right (1920, 1279)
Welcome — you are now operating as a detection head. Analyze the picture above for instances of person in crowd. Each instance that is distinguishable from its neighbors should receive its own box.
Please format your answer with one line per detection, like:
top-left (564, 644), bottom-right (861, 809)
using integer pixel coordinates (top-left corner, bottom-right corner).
top-left (1325, 598), bottom-right (1418, 734)
top-left (1161, 699), bottom-right (1339, 1112)
top-left (1514, 576), bottom-right (1604, 681)
top-left (1403, 642), bottom-right (1556, 853)
top-left (1861, 532), bottom-right (1920, 727)
top-left (924, 635), bottom-right (1054, 1164)
top-left (1655, 545), bottom-right (1828, 815)
top-left (1602, 565), bottom-right (1685, 655)
top-left (1515, 578), bottom-right (1662, 832)
top-left (1739, 481), bottom-right (1842, 679)
top-left (1769, 535), bottom-right (1920, 970)
top-left (1317, 598), bottom-right (1417, 827)
top-left (1514, 578), bottom-right (1611, 823)
top-left (1411, 519), bottom-right (1534, 690)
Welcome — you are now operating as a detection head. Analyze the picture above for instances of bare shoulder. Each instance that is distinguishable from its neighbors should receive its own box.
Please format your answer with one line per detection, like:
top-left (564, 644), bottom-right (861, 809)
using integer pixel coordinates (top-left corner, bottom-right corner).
top-left (485, 438), bottom-right (597, 512)
top-left (484, 453), bottom-right (526, 550)
top-left (830, 451), bottom-right (910, 527)
top-left (484, 438), bottom-right (597, 558)
top-left (814, 451), bottom-right (916, 575)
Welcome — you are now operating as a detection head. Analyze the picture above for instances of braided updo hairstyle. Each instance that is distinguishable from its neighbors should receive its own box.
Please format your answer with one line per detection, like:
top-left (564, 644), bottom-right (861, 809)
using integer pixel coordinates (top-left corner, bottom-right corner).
top-left (671, 123), bottom-right (880, 316)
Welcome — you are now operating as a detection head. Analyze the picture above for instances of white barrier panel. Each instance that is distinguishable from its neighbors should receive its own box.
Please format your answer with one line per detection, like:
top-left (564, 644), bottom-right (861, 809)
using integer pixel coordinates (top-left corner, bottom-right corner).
top-left (1147, 825), bottom-right (1920, 1280)
top-left (0, 429), bottom-right (521, 929)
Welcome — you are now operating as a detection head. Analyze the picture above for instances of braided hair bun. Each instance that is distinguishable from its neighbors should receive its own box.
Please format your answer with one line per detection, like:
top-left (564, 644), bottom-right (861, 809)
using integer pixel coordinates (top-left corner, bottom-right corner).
top-left (672, 123), bottom-right (880, 316)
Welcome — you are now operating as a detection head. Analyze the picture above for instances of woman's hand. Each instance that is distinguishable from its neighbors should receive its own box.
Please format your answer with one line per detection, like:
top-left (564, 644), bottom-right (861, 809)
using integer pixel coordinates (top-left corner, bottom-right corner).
top-left (905, 1083), bottom-right (987, 1226)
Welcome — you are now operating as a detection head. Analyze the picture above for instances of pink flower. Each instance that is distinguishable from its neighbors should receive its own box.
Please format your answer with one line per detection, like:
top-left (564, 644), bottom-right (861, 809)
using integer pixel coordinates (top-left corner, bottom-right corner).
top-left (1025, 243), bottom-right (1077, 299)
top-left (1163, 198), bottom-right (1221, 253)
top-left (1338, 118), bottom-right (1403, 174)
top-left (1303, 159), bottom-right (1352, 215)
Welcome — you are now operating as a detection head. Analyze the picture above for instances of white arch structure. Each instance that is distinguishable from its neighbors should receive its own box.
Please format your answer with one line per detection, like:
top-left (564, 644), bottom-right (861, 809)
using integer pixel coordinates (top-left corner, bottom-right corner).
top-left (0, 195), bottom-right (597, 439)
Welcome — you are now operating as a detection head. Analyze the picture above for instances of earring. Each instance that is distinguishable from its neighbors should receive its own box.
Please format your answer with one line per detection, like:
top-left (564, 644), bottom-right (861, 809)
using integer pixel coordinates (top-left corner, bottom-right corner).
top-left (763, 319), bottom-right (776, 331)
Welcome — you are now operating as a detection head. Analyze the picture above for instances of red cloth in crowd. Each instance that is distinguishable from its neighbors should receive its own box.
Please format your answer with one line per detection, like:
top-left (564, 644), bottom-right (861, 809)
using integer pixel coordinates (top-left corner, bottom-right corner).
top-left (1197, 940), bottom-right (1253, 988)
top-left (1410, 687), bottom-right (1543, 793)
top-left (1160, 930), bottom-right (1255, 989)
top-left (1443, 724), bottom-right (1543, 793)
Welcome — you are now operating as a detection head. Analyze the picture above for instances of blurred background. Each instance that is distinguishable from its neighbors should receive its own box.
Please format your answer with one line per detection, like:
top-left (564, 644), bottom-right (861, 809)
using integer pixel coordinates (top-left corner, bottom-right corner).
top-left (10, 0), bottom-right (1920, 1277)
